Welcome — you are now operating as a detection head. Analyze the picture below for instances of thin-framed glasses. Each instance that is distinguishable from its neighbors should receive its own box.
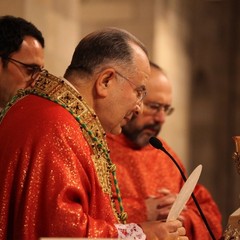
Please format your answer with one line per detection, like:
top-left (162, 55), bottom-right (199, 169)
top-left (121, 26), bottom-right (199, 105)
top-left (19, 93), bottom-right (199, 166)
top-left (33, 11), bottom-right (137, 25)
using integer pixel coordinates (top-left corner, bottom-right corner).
top-left (144, 102), bottom-right (174, 116)
top-left (115, 70), bottom-right (147, 101)
top-left (2, 57), bottom-right (43, 80)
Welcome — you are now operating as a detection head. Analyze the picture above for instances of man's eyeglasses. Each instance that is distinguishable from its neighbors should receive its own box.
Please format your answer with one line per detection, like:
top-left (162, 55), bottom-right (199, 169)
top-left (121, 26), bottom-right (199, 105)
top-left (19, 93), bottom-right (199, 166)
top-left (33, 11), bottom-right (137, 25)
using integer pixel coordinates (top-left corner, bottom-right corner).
top-left (2, 57), bottom-right (43, 81)
top-left (144, 102), bottom-right (174, 116)
top-left (115, 71), bottom-right (147, 102)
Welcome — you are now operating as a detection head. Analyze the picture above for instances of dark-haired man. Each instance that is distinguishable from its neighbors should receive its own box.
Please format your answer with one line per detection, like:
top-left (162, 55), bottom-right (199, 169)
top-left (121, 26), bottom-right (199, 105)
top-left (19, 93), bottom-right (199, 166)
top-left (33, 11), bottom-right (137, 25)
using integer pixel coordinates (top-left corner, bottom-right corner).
top-left (0, 15), bottom-right (44, 111)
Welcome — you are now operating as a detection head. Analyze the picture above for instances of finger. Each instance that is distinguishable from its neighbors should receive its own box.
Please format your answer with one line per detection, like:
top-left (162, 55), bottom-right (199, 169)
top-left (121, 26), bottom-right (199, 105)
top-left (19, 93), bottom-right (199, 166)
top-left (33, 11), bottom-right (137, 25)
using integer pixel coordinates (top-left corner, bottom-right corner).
top-left (167, 220), bottom-right (182, 233)
top-left (177, 214), bottom-right (185, 223)
top-left (157, 195), bottom-right (176, 208)
top-left (178, 226), bottom-right (186, 236)
top-left (156, 207), bottom-right (172, 219)
top-left (168, 227), bottom-right (187, 240)
top-left (158, 188), bottom-right (171, 194)
top-left (148, 195), bottom-right (157, 198)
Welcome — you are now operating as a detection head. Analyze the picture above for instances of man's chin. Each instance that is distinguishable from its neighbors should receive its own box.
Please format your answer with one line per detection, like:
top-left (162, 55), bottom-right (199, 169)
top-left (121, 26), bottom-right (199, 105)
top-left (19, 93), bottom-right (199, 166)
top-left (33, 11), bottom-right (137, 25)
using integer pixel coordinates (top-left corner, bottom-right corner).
top-left (141, 129), bottom-right (158, 138)
top-left (109, 126), bottom-right (122, 135)
top-left (135, 132), bottom-right (156, 148)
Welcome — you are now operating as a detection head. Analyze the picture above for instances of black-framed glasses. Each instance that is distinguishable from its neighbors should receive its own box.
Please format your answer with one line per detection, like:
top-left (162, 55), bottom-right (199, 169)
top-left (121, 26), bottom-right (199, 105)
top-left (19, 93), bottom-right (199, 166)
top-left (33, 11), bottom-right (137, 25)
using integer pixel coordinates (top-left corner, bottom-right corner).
top-left (115, 71), bottom-right (147, 101)
top-left (2, 57), bottom-right (43, 80)
top-left (144, 102), bottom-right (174, 116)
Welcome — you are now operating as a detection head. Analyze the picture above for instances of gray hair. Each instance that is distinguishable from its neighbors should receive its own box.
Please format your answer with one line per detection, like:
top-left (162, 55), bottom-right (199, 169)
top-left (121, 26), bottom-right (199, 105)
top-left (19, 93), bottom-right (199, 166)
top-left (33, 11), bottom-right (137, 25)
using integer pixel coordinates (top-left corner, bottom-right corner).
top-left (64, 27), bottom-right (148, 78)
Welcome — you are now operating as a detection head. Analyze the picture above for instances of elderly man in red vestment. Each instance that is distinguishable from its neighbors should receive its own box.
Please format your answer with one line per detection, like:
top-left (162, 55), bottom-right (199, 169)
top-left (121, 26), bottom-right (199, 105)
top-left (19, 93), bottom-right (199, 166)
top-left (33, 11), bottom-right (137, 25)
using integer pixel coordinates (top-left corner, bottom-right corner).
top-left (0, 28), bottom-right (188, 240)
top-left (107, 62), bottom-right (223, 239)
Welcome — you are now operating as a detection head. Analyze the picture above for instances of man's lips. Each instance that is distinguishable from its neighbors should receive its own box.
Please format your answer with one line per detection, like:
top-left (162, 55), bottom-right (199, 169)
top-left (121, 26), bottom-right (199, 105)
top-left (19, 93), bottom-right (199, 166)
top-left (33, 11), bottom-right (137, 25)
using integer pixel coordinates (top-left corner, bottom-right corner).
top-left (142, 127), bottom-right (159, 135)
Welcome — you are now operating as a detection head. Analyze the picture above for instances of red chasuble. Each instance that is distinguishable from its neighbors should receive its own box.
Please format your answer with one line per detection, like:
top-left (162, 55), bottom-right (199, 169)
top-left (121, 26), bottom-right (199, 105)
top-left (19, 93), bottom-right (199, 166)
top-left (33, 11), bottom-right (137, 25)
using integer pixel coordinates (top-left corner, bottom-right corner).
top-left (0, 95), bottom-right (119, 240)
top-left (107, 133), bottom-right (223, 240)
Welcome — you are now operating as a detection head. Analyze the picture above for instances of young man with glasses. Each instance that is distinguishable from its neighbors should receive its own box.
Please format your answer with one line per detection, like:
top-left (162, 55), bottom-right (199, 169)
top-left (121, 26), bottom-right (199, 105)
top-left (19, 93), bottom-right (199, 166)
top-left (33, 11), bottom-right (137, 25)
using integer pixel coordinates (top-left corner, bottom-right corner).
top-left (0, 15), bottom-right (44, 111)
top-left (107, 62), bottom-right (223, 239)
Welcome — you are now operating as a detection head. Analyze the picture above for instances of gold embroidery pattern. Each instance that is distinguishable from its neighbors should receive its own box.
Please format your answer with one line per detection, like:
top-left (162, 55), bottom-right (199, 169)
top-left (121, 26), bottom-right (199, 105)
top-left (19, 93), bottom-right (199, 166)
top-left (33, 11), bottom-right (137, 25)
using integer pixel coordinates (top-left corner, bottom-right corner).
top-left (33, 73), bottom-right (113, 192)
top-left (223, 224), bottom-right (240, 239)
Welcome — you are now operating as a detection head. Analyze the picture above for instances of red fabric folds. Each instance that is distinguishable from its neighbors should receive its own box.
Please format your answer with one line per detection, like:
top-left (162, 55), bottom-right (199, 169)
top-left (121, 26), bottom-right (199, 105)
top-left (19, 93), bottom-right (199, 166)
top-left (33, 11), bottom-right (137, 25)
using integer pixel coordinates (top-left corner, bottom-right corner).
top-left (0, 95), bottom-right (118, 240)
top-left (107, 133), bottom-right (222, 240)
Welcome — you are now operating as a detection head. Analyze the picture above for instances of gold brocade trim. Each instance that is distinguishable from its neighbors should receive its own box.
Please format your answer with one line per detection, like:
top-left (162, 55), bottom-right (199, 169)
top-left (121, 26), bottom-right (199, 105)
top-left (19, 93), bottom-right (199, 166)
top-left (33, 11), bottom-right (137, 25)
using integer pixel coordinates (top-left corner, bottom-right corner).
top-left (223, 224), bottom-right (240, 239)
top-left (232, 136), bottom-right (240, 175)
top-left (0, 71), bottom-right (127, 223)
top-left (223, 137), bottom-right (240, 239)
top-left (33, 72), bottom-right (113, 194)
top-left (232, 152), bottom-right (240, 175)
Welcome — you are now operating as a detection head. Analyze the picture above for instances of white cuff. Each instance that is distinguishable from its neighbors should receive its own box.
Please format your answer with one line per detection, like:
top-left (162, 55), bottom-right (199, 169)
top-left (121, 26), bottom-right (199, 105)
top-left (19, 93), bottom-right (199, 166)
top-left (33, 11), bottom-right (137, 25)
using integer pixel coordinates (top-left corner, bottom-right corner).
top-left (115, 223), bottom-right (146, 240)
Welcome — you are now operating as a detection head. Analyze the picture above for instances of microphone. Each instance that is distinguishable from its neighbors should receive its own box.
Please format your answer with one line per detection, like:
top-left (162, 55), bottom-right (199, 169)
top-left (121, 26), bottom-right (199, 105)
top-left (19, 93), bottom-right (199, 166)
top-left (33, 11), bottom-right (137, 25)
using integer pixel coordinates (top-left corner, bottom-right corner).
top-left (149, 137), bottom-right (216, 240)
top-left (149, 137), bottom-right (187, 182)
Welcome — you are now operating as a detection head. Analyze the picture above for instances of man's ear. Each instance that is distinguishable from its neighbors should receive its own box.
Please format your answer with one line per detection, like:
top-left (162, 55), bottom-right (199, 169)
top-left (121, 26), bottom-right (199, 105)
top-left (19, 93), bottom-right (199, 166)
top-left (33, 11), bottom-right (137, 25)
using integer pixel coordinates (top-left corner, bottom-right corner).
top-left (95, 68), bottom-right (115, 97)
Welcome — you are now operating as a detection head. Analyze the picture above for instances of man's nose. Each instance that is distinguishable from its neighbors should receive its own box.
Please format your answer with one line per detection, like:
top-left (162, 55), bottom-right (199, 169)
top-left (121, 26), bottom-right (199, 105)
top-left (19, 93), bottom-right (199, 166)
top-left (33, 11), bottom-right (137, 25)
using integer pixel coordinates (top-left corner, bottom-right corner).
top-left (153, 109), bottom-right (166, 124)
top-left (134, 101), bottom-right (144, 116)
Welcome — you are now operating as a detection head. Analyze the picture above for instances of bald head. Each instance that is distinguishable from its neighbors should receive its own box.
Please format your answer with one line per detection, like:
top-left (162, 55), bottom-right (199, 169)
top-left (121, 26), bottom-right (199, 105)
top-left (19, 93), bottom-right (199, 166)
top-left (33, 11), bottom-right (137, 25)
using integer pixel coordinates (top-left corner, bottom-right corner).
top-left (146, 63), bottom-right (172, 107)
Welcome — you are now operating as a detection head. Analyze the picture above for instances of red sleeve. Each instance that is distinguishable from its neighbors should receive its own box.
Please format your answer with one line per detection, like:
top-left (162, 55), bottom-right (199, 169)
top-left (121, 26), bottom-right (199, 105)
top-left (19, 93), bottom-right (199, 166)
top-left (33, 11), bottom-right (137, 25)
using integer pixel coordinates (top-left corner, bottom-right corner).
top-left (183, 184), bottom-right (222, 239)
top-left (162, 139), bottom-right (222, 239)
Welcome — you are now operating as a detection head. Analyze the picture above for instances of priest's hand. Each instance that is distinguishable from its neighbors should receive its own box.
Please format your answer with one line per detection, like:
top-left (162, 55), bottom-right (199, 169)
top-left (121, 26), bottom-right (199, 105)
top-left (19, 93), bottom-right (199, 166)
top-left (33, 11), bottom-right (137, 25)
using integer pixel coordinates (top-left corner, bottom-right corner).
top-left (145, 188), bottom-right (186, 222)
top-left (139, 219), bottom-right (188, 240)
